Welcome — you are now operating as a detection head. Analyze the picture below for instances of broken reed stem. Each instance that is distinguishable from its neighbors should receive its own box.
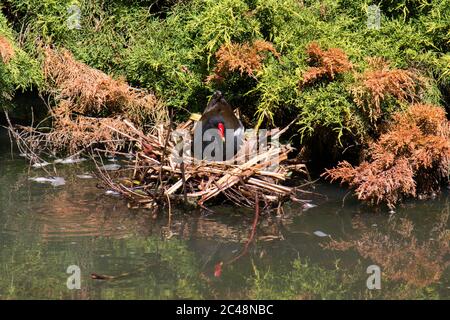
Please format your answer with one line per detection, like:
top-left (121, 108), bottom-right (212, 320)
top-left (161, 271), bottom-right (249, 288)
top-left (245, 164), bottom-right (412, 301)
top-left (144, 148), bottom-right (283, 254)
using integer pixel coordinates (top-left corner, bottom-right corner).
top-left (156, 109), bottom-right (173, 195)
top-left (226, 193), bottom-right (260, 265)
top-left (181, 161), bottom-right (188, 203)
top-left (166, 192), bottom-right (172, 227)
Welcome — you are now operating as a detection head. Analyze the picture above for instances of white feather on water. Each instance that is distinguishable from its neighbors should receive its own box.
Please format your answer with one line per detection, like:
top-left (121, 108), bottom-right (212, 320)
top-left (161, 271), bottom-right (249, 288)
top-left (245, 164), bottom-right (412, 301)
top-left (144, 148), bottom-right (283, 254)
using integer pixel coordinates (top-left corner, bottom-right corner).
top-left (32, 161), bottom-right (51, 168)
top-left (54, 157), bottom-right (86, 164)
top-left (313, 230), bottom-right (329, 238)
top-left (302, 203), bottom-right (317, 211)
top-left (101, 164), bottom-right (121, 171)
top-left (29, 177), bottom-right (66, 187)
top-left (76, 174), bottom-right (94, 179)
top-left (105, 190), bottom-right (120, 195)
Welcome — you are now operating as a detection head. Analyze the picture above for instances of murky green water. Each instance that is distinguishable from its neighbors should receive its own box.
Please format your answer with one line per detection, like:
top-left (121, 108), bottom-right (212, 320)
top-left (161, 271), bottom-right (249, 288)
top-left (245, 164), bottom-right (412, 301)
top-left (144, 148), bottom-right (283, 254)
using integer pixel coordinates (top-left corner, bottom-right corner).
top-left (0, 128), bottom-right (448, 299)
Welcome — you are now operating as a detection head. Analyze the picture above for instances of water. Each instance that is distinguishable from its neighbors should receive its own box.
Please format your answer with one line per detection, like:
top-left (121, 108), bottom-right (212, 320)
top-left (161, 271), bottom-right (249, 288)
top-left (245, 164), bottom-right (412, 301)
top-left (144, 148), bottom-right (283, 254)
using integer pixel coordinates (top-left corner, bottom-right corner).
top-left (0, 128), bottom-right (448, 299)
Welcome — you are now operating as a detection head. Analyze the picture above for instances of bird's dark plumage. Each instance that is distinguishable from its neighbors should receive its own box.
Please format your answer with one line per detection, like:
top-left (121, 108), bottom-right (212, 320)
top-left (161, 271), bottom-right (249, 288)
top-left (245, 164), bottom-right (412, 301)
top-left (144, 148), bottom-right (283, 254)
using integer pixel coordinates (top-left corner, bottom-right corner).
top-left (192, 91), bottom-right (244, 161)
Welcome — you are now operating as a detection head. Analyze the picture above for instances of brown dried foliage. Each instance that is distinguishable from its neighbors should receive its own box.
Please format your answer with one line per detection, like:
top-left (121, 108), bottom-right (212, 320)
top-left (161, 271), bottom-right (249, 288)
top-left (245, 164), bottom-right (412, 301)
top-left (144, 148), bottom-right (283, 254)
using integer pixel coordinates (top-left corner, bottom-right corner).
top-left (301, 42), bottom-right (352, 86)
top-left (206, 40), bottom-right (280, 82)
top-left (47, 101), bottom-right (136, 155)
top-left (324, 214), bottom-right (450, 288)
top-left (0, 35), bottom-right (14, 63)
top-left (324, 104), bottom-right (450, 208)
top-left (352, 57), bottom-right (425, 122)
top-left (43, 47), bottom-right (167, 126)
top-left (22, 47), bottom-right (170, 156)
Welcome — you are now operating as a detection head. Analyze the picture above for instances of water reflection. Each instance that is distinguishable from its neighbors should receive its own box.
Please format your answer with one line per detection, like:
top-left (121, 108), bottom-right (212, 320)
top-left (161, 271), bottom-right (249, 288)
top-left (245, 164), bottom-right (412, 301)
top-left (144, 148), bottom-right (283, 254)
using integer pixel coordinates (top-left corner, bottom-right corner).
top-left (0, 129), bottom-right (448, 299)
top-left (323, 207), bottom-right (449, 298)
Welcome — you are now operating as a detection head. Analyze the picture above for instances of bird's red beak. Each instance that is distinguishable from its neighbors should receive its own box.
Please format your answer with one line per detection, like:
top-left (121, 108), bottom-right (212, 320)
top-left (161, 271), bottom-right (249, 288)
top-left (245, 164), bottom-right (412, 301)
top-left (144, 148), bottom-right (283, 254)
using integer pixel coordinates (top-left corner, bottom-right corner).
top-left (217, 122), bottom-right (225, 141)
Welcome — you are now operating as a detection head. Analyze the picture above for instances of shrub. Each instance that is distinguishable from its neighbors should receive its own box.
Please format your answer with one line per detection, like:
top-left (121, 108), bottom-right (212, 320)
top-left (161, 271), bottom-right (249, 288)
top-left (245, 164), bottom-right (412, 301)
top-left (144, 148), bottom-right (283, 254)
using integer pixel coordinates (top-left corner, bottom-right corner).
top-left (0, 35), bottom-right (14, 63)
top-left (47, 101), bottom-right (138, 155)
top-left (43, 46), bottom-right (166, 126)
top-left (0, 10), bottom-right (43, 104)
top-left (324, 103), bottom-right (450, 208)
top-left (352, 57), bottom-right (426, 123)
top-left (206, 40), bottom-right (280, 82)
top-left (301, 42), bottom-right (352, 86)
top-left (1, 0), bottom-right (449, 185)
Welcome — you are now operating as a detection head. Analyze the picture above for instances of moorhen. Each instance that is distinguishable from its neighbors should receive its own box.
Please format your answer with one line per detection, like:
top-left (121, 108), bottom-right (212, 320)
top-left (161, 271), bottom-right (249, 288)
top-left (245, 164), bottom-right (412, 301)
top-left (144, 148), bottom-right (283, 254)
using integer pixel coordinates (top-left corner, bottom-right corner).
top-left (192, 91), bottom-right (244, 161)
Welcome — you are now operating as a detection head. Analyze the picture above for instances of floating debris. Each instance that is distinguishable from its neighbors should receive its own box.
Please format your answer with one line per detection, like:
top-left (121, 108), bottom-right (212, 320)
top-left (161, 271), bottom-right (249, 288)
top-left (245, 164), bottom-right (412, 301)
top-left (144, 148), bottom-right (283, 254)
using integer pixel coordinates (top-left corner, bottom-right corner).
top-left (76, 174), bottom-right (94, 179)
top-left (54, 157), bottom-right (86, 164)
top-left (105, 190), bottom-right (120, 196)
top-left (101, 164), bottom-right (121, 171)
top-left (313, 230), bottom-right (329, 238)
top-left (302, 202), bottom-right (317, 211)
top-left (90, 273), bottom-right (113, 280)
top-left (29, 177), bottom-right (66, 187)
top-left (258, 235), bottom-right (282, 241)
top-left (32, 161), bottom-right (51, 168)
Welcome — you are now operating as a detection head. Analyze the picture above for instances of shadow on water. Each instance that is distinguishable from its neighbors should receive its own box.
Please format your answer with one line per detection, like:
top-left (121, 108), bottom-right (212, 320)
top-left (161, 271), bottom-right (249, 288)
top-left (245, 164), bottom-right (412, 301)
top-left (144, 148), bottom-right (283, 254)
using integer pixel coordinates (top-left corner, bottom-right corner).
top-left (0, 128), bottom-right (448, 299)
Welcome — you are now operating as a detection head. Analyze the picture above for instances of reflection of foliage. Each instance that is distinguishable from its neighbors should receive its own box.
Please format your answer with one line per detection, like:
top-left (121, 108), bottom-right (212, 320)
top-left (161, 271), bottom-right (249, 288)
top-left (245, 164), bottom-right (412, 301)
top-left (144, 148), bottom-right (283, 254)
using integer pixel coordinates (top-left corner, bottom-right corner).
top-left (324, 211), bottom-right (450, 290)
top-left (0, 228), bottom-right (210, 299)
top-left (248, 259), bottom-right (346, 300)
top-left (0, 240), bottom-right (76, 299)
top-left (91, 237), bottom-right (213, 299)
top-left (138, 237), bottom-right (208, 299)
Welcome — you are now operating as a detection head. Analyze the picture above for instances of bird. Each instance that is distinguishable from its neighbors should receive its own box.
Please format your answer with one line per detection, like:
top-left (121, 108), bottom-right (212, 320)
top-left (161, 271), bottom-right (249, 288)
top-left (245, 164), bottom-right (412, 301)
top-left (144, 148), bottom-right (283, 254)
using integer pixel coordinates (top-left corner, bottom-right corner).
top-left (192, 91), bottom-right (244, 161)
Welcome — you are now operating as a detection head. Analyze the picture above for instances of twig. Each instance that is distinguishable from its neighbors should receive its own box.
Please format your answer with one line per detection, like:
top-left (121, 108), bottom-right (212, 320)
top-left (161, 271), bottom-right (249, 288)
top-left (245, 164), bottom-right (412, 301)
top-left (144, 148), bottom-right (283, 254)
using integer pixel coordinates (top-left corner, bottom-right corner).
top-left (225, 193), bottom-right (260, 265)
top-left (180, 161), bottom-right (188, 203)
top-left (156, 109), bottom-right (173, 195)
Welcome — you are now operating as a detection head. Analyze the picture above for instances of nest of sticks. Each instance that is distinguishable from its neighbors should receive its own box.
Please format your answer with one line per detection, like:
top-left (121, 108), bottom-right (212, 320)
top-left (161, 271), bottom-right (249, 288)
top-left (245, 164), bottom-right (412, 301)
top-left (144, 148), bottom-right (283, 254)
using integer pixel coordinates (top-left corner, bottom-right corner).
top-left (96, 118), bottom-right (309, 212)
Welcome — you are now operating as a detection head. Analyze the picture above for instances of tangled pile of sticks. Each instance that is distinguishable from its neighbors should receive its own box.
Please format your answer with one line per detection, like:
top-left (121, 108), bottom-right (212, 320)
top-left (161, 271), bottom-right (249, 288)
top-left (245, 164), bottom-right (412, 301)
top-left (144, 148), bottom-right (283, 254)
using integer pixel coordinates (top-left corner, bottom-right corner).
top-left (4, 45), bottom-right (310, 214)
top-left (96, 119), bottom-right (309, 212)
